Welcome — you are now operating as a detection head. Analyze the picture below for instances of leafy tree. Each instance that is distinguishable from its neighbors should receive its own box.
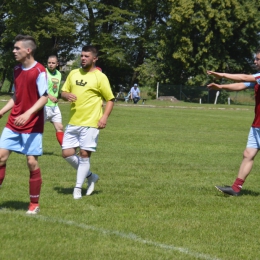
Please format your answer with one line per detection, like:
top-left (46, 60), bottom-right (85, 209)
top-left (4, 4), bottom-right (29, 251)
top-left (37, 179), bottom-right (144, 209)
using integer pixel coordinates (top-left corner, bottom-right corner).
top-left (76, 0), bottom-right (139, 90)
top-left (1, 0), bottom-right (260, 101)
top-left (161, 0), bottom-right (260, 86)
top-left (0, 0), bottom-right (77, 86)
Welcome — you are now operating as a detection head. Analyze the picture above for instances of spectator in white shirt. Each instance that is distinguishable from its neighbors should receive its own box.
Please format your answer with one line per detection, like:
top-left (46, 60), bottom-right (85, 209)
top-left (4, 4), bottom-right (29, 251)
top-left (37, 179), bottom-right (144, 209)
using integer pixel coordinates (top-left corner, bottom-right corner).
top-left (130, 83), bottom-right (141, 104)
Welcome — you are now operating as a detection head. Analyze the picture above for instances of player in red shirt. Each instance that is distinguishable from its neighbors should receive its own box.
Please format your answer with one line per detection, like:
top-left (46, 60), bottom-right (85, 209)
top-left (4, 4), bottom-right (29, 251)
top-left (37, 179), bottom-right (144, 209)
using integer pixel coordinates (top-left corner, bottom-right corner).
top-left (207, 49), bottom-right (260, 196)
top-left (0, 35), bottom-right (48, 214)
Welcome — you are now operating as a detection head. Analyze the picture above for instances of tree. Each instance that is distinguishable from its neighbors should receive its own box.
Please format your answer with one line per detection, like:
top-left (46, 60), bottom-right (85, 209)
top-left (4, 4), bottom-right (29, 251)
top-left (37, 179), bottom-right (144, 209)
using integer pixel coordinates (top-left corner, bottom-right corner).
top-left (1, 0), bottom-right (260, 99)
top-left (0, 0), bottom-right (77, 85)
top-left (160, 0), bottom-right (260, 86)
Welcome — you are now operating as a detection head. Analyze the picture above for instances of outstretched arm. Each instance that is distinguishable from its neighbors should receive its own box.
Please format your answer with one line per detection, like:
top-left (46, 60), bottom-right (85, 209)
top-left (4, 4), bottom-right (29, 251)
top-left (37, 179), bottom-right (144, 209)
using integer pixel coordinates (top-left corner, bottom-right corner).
top-left (207, 82), bottom-right (247, 91)
top-left (207, 71), bottom-right (256, 82)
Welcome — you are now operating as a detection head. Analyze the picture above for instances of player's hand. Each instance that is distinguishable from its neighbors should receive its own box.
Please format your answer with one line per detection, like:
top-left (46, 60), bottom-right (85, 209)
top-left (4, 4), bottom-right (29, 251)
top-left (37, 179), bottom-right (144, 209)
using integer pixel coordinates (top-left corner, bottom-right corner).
top-left (14, 113), bottom-right (31, 126)
top-left (66, 93), bottom-right (77, 102)
top-left (207, 71), bottom-right (223, 79)
top-left (98, 116), bottom-right (108, 129)
top-left (207, 83), bottom-right (222, 90)
top-left (50, 96), bottom-right (58, 103)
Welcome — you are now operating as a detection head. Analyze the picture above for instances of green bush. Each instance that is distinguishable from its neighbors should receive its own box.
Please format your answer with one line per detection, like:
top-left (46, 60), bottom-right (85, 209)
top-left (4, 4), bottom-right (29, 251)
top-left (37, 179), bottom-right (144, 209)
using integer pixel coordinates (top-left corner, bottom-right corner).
top-left (0, 79), bottom-right (11, 93)
top-left (147, 91), bottom-right (156, 99)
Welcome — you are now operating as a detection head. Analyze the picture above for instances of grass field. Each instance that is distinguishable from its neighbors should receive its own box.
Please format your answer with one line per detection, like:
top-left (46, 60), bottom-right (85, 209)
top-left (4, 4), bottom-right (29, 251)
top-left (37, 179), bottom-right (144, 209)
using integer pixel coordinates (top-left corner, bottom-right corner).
top-left (0, 99), bottom-right (260, 260)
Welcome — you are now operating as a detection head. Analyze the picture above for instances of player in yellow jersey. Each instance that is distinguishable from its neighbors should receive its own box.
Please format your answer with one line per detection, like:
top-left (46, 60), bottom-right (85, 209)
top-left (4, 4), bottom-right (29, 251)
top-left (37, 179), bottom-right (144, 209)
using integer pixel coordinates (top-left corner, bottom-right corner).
top-left (61, 46), bottom-right (115, 199)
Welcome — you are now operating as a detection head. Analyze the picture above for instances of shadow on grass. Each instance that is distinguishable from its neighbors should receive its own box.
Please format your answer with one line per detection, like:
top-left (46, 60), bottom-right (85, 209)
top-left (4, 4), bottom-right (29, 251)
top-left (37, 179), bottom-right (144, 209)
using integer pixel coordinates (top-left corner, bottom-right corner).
top-left (0, 200), bottom-right (28, 210)
top-left (240, 189), bottom-right (260, 196)
top-left (54, 186), bottom-right (74, 195)
top-left (53, 186), bottom-right (101, 196)
top-left (43, 151), bottom-right (62, 157)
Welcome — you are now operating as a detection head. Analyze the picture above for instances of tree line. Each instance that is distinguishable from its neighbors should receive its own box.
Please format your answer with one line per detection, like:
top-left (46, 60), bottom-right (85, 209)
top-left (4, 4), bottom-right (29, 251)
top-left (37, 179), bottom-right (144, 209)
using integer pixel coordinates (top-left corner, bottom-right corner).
top-left (0, 0), bottom-right (260, 94)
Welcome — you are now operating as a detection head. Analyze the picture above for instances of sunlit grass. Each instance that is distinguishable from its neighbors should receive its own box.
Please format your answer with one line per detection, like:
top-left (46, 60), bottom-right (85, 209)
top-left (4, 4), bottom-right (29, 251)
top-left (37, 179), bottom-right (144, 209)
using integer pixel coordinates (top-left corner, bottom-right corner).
top-left (0, 101), bottom-right (259, 260)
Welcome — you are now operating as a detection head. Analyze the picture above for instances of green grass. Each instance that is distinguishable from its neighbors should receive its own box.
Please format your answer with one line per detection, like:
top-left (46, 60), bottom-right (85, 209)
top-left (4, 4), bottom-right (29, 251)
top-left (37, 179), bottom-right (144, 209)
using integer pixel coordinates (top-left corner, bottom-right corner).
top-left (0, 100), bottom-right (260, 260)
top-left (228, 90), bottom-right (255, 106)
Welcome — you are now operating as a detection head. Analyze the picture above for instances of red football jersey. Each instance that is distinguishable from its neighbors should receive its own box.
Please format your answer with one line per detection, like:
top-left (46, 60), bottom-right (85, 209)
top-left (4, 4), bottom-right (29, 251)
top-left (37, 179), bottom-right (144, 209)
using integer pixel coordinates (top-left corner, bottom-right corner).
top-left (252, 83), bottom-right (260, 127)
top-left (6, 63), bottom-right (47, 133)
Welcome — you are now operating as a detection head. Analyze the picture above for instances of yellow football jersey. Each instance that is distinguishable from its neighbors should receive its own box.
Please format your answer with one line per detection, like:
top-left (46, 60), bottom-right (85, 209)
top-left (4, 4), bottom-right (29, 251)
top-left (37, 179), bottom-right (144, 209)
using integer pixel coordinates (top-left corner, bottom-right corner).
top-left (62, 68), bottom-right (114, 127)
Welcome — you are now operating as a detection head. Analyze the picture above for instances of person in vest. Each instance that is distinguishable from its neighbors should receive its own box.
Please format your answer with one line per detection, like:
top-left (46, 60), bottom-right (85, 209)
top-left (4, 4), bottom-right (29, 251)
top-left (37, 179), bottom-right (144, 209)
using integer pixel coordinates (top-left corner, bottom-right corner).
top-left (45, 55), bottom-right (64, 146)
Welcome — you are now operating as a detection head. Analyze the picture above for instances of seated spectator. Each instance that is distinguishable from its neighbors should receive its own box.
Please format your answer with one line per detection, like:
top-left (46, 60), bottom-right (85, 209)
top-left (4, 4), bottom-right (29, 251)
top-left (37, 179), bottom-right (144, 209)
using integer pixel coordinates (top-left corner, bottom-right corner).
top-left (130, 83), bottom-right (141, 104)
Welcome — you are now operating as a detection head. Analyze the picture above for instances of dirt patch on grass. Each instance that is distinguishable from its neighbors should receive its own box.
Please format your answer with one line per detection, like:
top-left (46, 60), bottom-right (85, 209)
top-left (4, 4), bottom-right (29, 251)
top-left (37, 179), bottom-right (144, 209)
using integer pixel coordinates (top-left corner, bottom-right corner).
top-left (157, 96), bottom-right (179, 102)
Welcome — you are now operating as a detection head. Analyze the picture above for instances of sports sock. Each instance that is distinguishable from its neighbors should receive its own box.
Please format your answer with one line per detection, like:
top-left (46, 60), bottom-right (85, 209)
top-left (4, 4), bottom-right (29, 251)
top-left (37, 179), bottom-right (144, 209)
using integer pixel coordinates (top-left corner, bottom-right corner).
top-left (56, 132), bottom-right (64, 146)
top-left (87, 171), bottom-right (92, 178)
top-left (232, 178), bottom-right (245, 192)
top-left (29, 168), bottom-right (42, 204)
top-left (0, 164), bottom-right (6, 185)
top-left (64, 155), bottom-right (79, 169)
top-left (75, 157), bottom-right (90, 188)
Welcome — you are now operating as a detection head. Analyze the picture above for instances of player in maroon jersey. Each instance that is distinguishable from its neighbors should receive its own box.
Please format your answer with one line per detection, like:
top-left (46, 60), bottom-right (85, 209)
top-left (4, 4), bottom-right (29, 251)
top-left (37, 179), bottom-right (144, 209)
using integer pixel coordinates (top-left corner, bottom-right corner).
top-left (0, 35), bottom-right (48, 214)
top-left (207, 49), bottom-right (260, 196)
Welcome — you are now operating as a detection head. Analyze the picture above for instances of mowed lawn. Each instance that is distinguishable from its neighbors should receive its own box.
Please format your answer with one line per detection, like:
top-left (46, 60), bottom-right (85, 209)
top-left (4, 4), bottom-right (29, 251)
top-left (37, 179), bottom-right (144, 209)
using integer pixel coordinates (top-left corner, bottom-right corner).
top-left (0, 100), bottom-right (259, 260)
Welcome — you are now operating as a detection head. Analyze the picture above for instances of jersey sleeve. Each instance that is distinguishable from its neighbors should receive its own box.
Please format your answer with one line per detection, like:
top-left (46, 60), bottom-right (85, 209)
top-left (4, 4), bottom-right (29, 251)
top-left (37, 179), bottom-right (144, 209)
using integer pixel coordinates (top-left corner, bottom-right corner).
top-left (99, 74), bottom-right (115, 101)
top-left (244, 82), bottom-right (255, 88)
top-left (244, 72), bottom-right (260, 88)
top-left (61, 72), bottom-right (72, 93)
top-left (253, 72), bottom-right (260, 85)
top-left (36, 71), bottom-right (48, 96)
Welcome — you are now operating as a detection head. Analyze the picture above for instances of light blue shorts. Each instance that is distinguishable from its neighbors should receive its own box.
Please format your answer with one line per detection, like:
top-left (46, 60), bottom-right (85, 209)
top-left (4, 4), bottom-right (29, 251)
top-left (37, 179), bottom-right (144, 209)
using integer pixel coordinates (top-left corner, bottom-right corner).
top-left (0, 127), bottom-right (43, 155)
top-left (62, 125), bottom-right (99, 152)
top-left (246, 127), bottom-right (260, 149)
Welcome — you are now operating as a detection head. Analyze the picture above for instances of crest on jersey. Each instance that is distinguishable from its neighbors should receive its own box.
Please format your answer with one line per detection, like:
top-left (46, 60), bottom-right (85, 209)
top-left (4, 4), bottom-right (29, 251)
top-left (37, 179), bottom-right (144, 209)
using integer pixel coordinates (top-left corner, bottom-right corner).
top-left (76, 79), bottom-right (87, 87)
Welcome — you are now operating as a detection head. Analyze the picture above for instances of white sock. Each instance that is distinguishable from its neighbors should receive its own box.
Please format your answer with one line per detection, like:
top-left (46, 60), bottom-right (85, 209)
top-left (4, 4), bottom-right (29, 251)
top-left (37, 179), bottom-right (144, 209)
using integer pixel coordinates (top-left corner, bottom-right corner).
top-left (75, 157), bottom-right (90, 188)
top-left (64, 155), bottom-right (79, 169)
top-left (87, 170), bottom-right (92, 178)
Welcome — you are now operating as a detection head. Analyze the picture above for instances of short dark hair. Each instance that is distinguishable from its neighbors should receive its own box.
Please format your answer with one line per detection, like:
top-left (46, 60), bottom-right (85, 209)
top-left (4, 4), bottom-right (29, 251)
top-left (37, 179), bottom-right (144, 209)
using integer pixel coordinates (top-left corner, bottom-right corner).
top-left (81, 46), bottom-right (98, 57)
top-left (14, 34), bottom-right (37, 55)
top-left (48, 55), bottom-right (58, 61)
top-left (256, 49), bottom-right (260, 55)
